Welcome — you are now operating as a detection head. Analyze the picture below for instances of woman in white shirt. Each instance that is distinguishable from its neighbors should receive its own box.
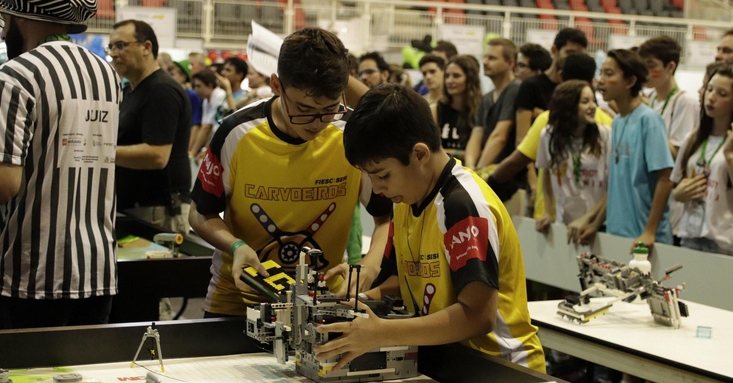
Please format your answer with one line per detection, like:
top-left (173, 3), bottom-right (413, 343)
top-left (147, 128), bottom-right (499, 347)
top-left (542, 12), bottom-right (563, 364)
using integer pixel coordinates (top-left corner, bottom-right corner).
top-left (535, 80), bottom-right (613, 233)
top-left (671, 64), bottom-right (733, 256)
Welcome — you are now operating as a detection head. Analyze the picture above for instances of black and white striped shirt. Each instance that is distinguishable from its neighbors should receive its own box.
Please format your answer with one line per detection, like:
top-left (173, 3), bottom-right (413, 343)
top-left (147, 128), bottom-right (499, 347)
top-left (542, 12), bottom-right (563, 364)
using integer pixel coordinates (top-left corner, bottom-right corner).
top-left (0, 41), bottom-right (121, 299)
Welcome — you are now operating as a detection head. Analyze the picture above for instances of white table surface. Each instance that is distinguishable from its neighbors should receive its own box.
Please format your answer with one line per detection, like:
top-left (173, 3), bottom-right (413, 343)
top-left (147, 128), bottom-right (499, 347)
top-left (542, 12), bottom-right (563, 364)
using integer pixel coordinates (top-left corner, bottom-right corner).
top-left (7, 353), bottom-right (435, 383)
top-left (528, 298), bottom-right (733, 381)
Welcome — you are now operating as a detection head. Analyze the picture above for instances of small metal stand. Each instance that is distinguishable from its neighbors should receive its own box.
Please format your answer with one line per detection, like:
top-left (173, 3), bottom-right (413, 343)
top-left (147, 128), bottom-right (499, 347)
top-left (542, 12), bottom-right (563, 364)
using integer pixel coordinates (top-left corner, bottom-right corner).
top-left (131, 322), bottom-right (165, 372)
top-left (0, 368), bottom-right (11, 383)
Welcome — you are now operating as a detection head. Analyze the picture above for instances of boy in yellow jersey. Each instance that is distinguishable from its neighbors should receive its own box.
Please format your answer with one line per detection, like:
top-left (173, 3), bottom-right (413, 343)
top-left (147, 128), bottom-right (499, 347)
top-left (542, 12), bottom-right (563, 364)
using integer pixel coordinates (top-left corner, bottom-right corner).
top-left (188, 27), bottom-right (391, 318)
top-left (314, 84), bottom-right (546, 373)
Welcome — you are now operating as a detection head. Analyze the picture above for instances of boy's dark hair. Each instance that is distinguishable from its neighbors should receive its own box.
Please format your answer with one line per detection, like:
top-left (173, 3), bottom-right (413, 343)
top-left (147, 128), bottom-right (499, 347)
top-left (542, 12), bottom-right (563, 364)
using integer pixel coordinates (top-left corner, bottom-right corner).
top-left (344, 84), bottom-right (442, 168)
top-left (433, 40), bottom-right (458, 59)
top-left (488, 38), bottom-right (517, 63)
top-left (637, 36), bottom-right (681, 72)
top-left (347, 53), bottom-right (359, 75)
top-left (359, 51), bottom-right (390, 72)
top-left (419, 54), bottom-right (446, 70)
top-left (192, 69), bottom-right (217, 88)
top-left (553, 28), bottom-right (588, 51)
top-left (561, 53), bottom-right (596, 83)
top-left (519, 43), bottom-right (552, 72)
top-left (278, 27), bottom-right (350, 100)
top-left (725, 28), bottom-right (733, 37)
top-left (607, 49), bottom-right (648, 97)
top-left (224, 56), bottom-right (249, 76)
top-left (113, 19), bottom-right (159, 59)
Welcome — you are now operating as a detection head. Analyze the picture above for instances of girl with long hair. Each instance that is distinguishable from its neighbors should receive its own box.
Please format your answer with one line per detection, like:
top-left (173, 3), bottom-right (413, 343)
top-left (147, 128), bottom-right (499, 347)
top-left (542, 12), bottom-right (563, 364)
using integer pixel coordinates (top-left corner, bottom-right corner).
top-left (535, 80), bottom-right (612, 233)
top-left (431, 55), bottom-right (482, 161)
top-left (671, 64), bottom-right (733, 255)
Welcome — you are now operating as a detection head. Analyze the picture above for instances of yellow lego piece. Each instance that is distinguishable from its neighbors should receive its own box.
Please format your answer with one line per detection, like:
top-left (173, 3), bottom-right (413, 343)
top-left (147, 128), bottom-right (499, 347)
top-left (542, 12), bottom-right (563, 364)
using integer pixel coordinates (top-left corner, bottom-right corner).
top-left (318, 366), bottom-right (333, 377)
top-left (245, 260), bottom-right (282, 277)
top-left (264, 273), bottom-right (296, 291)
top-left (584, 308), bottom-right (609, 321)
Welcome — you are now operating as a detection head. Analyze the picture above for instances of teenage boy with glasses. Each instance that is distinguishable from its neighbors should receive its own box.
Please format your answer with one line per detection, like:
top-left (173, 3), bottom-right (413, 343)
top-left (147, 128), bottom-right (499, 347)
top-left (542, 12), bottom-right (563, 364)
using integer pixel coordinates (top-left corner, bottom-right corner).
top-left (189, 27), bottom-right (392, 318)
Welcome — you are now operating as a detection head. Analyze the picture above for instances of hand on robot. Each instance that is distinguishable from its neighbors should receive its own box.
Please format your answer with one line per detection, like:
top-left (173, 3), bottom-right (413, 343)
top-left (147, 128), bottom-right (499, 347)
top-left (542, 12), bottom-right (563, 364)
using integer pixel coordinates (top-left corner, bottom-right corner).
top-left (314, 298), bottom-right (385, 372)
top-left (631, 231), bottom-right (656, 255)
top-left (323, 263), bottom-right (378, 298)
top-left (232, 243), bottom-right (269, 292)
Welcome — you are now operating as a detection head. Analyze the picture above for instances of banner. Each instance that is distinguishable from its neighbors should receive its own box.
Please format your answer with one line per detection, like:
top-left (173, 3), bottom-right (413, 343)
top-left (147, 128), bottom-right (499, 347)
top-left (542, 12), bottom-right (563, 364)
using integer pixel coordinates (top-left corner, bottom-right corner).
top-left (685, 41), bottom-right (717, 68)
top-left (116, 7), bottom-right (177, 49)
top-left (247, 21), bottom-right (283, 77)
top-left (527, 30), bottom-right (556, 52)
top-left (608, 34), bottom-right (647, 50)
top-left (439, 25), bottom-right (486, 57)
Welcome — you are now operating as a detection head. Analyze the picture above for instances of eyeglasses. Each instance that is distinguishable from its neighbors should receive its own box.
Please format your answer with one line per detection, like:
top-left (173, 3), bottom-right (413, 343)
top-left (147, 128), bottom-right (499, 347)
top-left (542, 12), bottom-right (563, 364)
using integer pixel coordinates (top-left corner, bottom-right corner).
top-left (280, 89), bottom-right (347, 125)
top-left (358, 69), bottom-right (379, 78)
top-left (516, 62), bottom-right (528, 69)
top-left (104, 41), bottom-right (141, 56)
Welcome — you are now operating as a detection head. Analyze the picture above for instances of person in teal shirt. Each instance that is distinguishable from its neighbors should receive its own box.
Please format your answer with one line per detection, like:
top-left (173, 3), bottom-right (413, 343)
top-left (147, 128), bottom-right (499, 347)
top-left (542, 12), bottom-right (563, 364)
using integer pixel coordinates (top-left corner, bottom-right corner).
top-left (573, 49), bottom-right (674, 251)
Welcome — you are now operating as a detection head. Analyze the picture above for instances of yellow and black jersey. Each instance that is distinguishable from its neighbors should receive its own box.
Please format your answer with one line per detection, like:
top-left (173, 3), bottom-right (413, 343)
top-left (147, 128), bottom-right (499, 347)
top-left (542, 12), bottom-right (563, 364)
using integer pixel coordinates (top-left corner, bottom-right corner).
top-left (191, 97), bottom-right (391, 315)
top-left (384, 157), bottom-right (545, 372)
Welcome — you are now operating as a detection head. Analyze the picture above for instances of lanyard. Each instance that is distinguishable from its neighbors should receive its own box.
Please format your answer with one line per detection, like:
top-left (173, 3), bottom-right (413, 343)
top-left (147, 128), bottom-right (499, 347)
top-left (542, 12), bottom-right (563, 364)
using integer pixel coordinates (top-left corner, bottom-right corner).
top-left (696, 136), bottom-right (726, 168)
top-left (651, 85), bottom-right (678, 116)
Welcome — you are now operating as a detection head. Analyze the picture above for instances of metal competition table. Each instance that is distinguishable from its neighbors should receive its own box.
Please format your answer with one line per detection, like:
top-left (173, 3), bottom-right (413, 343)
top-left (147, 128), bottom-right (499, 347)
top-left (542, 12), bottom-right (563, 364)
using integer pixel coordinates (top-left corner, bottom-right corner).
top-left (112, 214), bottom-right (215, 322)
top-left (528, 298), bottom-right (733, 383)
top-left (0, 319), bottom-right (564, 383)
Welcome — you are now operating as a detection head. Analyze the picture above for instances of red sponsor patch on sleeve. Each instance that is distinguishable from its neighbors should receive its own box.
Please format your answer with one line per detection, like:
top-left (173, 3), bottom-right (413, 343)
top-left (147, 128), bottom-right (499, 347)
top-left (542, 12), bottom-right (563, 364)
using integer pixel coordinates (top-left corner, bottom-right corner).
top-left (384, 221), bottom-right (395, 259)
top-left (198, 147), bottom-right (224, 197)
top-left (444, 216), bottom-right (489, 272)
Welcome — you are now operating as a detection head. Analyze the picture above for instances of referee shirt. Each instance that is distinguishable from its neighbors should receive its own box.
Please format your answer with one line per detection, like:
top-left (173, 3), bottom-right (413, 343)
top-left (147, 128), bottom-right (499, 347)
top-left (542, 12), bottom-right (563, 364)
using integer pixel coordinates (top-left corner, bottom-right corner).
top-left (0, 41), bottom-right (122, 300)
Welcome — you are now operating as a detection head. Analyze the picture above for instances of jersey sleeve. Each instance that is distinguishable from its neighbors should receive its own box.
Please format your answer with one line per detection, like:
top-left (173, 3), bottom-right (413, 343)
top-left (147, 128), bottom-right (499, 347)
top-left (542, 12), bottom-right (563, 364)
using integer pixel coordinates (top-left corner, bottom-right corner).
top-left (671, 131), bottom-right (694, 184)
top-left (534, 126), bottom-right (552, 170)
top-left (191, 119), bottom-right (234, 215)
top-left (517, 111), bottom-right (549, 160)
top-left (643, 112), bottom-right (675, 173)
top-left (441, 188), bottom-right (500, 295)
top-left (0, 79), bottom-right (35, 165)
top-left (140, 84), bottom-right (183, 146)
top-left (668, 94), bottom-right (699, 148)
top-left (359, 172), bottom-right (393, 217)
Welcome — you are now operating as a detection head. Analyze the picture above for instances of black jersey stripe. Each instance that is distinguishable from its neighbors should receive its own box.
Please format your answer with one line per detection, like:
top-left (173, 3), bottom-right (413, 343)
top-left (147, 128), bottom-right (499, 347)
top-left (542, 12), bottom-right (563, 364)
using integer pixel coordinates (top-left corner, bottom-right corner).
top-left (85, 167), bottom-right (98, 294)
top-left (63, 45), bottom-right (87, 100)
top-left (45, 46), bottom-right (77, 99)
top-left (77, 47), bottom-right (99, 101)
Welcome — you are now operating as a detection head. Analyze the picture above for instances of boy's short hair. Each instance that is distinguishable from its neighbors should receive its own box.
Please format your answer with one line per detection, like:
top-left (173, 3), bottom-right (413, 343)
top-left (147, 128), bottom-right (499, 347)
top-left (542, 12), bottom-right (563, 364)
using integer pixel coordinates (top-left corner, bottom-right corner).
top-left (344, 84), bottom-right (442, 168)
top-left (192, 69), bottom-right (217, 88)
top-left (554, 28), bottom-right (588, 50)
top-left (488, 38), bottom-right (518, 63)
top-left (637, 36), bottom-right (681, 72)
top-left (347, 53), bottom-right (359, 74)
top-left (433, 40), bottom-right (458, 59)
top-left (224, 56), bottom-right (249, 75)
top-left (277, 27), bottom-right (350, 100)
top-left (561, 53), bottom-right (596, 83)
top-left (519, 43), bottom-right (552, 72)
top-left (359, 51), bottom-right (390, 72)
top-left (419, 54), bottom-right (446, 70)
top-left (607, 49), bottom-right (648, 97)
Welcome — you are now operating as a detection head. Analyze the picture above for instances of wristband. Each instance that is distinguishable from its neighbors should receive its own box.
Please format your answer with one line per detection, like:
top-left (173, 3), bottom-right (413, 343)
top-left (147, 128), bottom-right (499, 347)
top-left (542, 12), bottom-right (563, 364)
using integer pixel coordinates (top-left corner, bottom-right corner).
top-left (226, 92), bottom-right (234, 98)
top-left (455, 149), bottom-right (461, 157)
top-left (231, 240), bottom-right (246, 255)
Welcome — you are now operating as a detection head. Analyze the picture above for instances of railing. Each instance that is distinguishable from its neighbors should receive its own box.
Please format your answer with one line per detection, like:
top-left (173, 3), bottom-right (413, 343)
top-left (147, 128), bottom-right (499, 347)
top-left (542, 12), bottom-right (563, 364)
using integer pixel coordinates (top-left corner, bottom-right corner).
top-left (88, 0), bottom-right (732, 61)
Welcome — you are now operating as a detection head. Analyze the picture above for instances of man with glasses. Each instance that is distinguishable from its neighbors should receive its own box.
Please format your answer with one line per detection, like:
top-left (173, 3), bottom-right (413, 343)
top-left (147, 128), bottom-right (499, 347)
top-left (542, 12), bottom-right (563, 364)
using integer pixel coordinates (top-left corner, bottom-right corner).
top-left (358, 51), bottom-right (390, 89)
top-left (514, 43), bottom-right (552, 81)
top-left (0, 0), bottom-right (121, 329)
top-left (189, 27), bottom-right (392, 318)
top-left (110, 19), bottom-right (193, 233)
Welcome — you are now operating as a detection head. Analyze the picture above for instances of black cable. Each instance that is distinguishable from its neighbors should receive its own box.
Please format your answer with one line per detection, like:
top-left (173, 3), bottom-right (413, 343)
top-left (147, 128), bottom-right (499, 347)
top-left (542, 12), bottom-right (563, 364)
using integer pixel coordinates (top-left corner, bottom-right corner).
top-left (173, 298), bottom-right (188, 320)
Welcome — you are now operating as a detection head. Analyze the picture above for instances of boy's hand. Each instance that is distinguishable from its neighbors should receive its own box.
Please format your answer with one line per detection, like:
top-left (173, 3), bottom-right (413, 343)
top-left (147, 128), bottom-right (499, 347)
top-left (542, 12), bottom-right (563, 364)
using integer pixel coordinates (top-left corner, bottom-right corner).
top-left (631, 231), bottom-right (656, 254)
top-left (214, 72), bottom-right (233, 93)
top-left (314, 299), bottom-right (385, 372)
top-left (231, 243), bottom-right (269, 292)
top-left (535, 215), bottom-right (552, 234)
top-left (324, 264), bottom-right (378, 298)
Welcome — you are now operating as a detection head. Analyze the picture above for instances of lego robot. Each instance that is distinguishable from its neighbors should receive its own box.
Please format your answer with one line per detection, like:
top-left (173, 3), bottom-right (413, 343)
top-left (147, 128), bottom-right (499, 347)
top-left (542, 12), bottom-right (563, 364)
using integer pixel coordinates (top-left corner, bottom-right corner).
top-left (557, 252), bottom-right (689, 328)
top-left (243, 248), bottom-right (419, 382)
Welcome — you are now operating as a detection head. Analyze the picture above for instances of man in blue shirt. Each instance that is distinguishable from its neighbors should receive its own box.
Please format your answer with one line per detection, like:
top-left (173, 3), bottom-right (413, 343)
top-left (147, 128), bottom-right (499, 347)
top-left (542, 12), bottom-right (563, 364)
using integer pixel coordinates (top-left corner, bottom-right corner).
top-left (569, 49), bottom-right (674, 250)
